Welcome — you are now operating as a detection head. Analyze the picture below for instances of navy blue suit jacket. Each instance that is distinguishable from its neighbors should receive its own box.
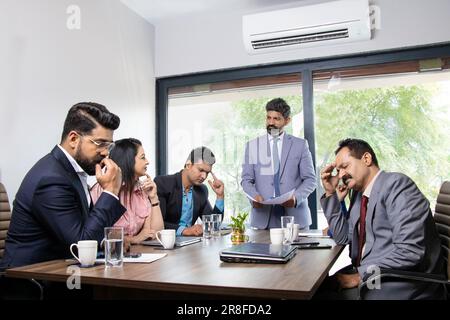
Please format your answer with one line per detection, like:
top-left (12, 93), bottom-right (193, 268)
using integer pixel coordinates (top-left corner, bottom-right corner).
top-left (0, 146), bottom-right (126, 270)
top-left (154, 171), bottom-right (223, 230)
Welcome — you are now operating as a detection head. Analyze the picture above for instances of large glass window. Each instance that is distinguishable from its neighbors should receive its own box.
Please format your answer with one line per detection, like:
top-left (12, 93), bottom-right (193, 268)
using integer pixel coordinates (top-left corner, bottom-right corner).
top-left (314, 59), bottom-right (450, 229)
top-left (167, 74), bottom-right (303, 222)
top-left (159, 50), bottom-right (450, 230)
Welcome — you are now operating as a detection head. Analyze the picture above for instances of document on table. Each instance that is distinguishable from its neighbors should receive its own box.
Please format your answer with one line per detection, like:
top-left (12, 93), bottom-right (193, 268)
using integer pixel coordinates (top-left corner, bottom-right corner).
top-left (245, 189), bottom-right (295, 205)
top-left (298, 229), bottom-right (330, 238)
top-left (95, 253), bottom-right (167, 264)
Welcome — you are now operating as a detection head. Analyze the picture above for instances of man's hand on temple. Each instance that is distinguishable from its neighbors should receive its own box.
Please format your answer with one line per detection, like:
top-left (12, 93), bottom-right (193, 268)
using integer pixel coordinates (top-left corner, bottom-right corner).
top-left (208, 172), bottom-right (224, 199)
top-left (320, 163), bottom-right (339, 197)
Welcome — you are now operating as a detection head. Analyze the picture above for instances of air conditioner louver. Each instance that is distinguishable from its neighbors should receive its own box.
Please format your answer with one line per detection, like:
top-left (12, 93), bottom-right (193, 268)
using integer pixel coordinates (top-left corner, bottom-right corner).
top-left (243, 0), bottom-right (371, 54)
top-left (251, 29), bottom-right (349, 50)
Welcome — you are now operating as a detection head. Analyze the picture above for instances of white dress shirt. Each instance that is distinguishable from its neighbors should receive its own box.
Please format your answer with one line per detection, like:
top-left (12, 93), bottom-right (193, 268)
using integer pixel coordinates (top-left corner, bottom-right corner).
top-left (363, 170), bottom-right (382, 199)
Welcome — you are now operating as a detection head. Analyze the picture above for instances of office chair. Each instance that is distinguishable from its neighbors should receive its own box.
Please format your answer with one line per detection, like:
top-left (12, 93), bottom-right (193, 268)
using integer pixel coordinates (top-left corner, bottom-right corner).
top-left (358, 181), bottom-right (450, 299)
top-left (0, 182), bottom-right (12, 260)
top-left (0, 182), bottom-right (44, 300)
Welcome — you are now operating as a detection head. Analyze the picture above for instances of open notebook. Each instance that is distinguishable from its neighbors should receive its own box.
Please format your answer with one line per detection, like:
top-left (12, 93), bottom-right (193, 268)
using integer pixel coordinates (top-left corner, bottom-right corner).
top-left (220, 243), bottom-right (297, 264)
top-left (141, 236), bottom-right (202, 247)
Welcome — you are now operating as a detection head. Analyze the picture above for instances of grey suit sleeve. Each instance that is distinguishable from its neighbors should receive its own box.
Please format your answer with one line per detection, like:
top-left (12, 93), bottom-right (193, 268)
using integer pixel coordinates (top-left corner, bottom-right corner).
top-left (320, 192), bottom-right (350, 245)
top-left (294, 140), bottom-right (317, 205)
top-left (359, 175), bottom-right (429, 276)
top-left (241, 141), bottom-right (259, 199)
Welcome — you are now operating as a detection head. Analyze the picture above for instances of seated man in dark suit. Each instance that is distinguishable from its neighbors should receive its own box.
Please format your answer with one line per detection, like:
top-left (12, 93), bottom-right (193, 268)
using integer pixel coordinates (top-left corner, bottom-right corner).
top-left (154, 146), bottom-right (224, 236)
top-left (0, 102), bottom-right (126, 272)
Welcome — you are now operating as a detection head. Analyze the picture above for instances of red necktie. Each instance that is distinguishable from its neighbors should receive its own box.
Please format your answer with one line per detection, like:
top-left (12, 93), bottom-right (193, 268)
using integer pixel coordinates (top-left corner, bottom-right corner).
top-left (356, 195), bottom-right (369, 266)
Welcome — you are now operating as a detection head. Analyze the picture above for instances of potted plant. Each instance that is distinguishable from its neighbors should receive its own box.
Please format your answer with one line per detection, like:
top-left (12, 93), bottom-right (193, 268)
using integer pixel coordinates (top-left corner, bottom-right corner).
top-left (229, 212), bottom-right (249, 244)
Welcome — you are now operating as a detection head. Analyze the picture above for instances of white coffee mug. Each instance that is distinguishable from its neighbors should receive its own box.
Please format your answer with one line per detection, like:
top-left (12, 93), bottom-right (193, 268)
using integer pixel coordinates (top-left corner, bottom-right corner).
top-left (270, 228), bottom-right (284, 245)
top-left (70, 240), bottom-right (98, 267)
top-left (156, 229), bottom-right (176, 249)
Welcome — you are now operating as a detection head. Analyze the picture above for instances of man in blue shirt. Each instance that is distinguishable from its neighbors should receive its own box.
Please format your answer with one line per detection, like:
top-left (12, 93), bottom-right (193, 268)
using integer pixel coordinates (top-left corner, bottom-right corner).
top-left (154, 146), bottom-right (224, 236)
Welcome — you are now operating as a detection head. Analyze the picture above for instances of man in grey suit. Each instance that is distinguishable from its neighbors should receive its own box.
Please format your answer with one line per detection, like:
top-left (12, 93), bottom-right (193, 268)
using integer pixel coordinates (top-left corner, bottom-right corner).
top-left (241, 98), bottom-right (316, 229)
top-left (320, 138), bottom-right (446, 299)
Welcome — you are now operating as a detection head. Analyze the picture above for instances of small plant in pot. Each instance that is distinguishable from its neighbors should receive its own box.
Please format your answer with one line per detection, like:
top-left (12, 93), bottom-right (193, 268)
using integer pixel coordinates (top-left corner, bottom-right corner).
top-left (229, 212), bottom-right (249, 244)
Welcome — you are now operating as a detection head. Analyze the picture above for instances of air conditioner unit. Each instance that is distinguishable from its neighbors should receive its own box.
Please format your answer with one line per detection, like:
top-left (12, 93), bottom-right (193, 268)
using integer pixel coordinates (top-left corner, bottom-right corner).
top-left (242, 0), bottom-right (371, 54)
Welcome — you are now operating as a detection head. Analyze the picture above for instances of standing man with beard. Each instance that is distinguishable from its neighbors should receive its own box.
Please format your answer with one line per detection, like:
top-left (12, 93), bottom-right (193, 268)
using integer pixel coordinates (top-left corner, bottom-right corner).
top-left (0, 102), bottom-right (126, 271)
top-left (241, 98), bottom-right (316, 229)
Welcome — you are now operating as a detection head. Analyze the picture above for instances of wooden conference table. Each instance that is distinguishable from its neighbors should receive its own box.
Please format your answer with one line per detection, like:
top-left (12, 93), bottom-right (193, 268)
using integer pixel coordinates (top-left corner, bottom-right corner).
top-left (6, 230), bottom-right (343, 299)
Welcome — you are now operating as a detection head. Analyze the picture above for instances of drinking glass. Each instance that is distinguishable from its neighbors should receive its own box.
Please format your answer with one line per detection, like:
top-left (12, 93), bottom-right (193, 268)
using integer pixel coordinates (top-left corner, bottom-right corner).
top-left (104, 227), bottom-right (124, 267)
top-left (202, 215), bottom-right (214, 239)
top-left (211, 214), bottom-right (222, 238)
top-left (281, 216), bottom-right (295, 244)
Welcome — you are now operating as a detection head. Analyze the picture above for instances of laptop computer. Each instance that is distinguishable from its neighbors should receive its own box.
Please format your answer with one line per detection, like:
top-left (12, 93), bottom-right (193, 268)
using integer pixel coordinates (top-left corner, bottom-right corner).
top-left (142, 236), bottom-right (202, 247)
top-left (219, 243), bottom-right (297, 264)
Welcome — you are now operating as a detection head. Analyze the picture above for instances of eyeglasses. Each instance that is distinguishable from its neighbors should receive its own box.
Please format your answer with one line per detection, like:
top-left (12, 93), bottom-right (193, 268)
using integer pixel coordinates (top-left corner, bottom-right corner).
top-left (75, 132), bottom-right (115, 152)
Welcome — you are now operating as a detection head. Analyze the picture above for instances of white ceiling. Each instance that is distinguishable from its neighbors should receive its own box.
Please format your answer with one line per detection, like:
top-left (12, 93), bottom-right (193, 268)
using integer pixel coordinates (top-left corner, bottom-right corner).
top-left (121, 0), bottom-right (310, 25)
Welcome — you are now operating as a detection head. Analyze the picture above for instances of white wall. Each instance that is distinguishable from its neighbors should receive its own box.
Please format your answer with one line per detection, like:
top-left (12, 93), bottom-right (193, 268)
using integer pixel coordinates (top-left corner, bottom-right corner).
top-left (155, 0), bottom-right (450, 77)
top-left (0, 0), bottom-right (156, 202)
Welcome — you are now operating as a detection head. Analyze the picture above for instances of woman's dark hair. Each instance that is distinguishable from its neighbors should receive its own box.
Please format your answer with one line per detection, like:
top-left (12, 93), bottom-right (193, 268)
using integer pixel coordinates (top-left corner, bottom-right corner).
top-left (61, 102), bottom-right (120, 142)
top-left (335, 138), bottom-right (379, 167)
top-left (109, 138), bottom-right (142, 204)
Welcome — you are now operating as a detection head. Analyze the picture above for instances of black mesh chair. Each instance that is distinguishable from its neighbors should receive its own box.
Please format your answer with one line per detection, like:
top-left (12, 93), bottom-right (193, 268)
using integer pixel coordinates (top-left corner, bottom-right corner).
top-left (358, 181), bottom-right (450, 299)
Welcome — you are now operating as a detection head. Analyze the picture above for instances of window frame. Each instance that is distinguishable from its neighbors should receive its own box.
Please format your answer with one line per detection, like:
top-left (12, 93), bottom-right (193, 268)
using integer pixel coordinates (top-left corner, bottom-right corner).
top-left (156, 43), bottom-right (450, 228)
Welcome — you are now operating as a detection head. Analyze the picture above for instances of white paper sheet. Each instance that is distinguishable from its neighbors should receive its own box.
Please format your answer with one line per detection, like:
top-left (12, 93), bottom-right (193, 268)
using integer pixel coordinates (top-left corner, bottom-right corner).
top-left (298, 229), bottom-right (330, 238)
top-left (95, 253), bottom-right (167, 264)
top-left (245, 189), bottom-right (295, 205)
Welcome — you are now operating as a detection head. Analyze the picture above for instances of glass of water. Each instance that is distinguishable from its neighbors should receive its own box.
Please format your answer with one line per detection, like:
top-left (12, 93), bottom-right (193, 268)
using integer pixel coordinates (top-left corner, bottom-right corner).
top-left (281, 216), bottom-right (295, 245)
top-left (202, 215), bottom-right (214, 239)
top-left (104, 227), bottom-right (124, 267)
top-left (211, 214), bottom-right (222, 238)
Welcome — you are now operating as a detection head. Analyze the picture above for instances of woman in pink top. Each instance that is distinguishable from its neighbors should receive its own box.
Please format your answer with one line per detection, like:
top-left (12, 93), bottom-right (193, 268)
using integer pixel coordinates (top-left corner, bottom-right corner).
top-left (91, 138), bottom-right (164, 244)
